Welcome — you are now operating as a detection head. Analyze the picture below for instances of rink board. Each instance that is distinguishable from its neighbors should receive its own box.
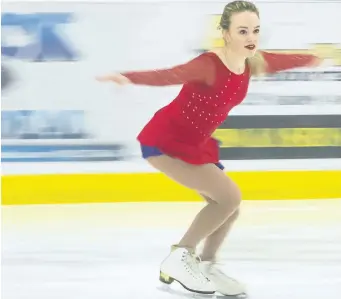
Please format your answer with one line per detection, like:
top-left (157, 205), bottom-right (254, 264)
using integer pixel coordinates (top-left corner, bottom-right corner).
top-left (2, 169), bottom-right (341, 205)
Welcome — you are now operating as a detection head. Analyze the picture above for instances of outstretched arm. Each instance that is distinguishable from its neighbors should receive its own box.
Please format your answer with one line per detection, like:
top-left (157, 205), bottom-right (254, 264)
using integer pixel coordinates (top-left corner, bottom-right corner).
top-left (260, 50), bottom-right (322, 74)
top-left (97, 53), bottom-right (216, 86)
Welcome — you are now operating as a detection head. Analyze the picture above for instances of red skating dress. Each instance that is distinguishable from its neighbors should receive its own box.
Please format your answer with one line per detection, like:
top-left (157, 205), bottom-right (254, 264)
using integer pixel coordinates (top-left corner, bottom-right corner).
top-left (122, 51), bottom-right (317, 165)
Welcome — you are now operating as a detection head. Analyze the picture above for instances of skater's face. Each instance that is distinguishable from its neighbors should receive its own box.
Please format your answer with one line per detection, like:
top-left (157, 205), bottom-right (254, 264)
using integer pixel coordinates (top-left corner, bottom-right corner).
top-left (223, 11), bottom-right (260, 57)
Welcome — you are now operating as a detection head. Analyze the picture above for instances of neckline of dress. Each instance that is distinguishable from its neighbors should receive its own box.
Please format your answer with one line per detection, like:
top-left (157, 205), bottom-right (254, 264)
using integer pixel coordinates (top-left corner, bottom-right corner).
top-left (206, 51), bottom-right (247, 76)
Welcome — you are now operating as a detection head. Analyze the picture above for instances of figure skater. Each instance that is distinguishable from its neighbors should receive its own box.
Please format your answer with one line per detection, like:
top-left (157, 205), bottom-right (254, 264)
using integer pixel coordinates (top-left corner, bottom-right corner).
top-left (96, 0), bottom-right (322, 296)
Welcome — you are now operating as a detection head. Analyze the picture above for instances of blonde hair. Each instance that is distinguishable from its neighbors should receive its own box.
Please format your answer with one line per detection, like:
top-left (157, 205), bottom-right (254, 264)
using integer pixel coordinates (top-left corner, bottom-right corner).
top-left (219, 1), bottom-right (267, 76)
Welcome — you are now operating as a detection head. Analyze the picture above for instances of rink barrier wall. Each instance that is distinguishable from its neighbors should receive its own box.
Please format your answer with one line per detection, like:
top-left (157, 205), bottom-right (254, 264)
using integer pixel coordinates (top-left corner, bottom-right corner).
top-left (215, 115), bottom-right (341, 160)
top-left (2, 169), bottom-right (341, 205)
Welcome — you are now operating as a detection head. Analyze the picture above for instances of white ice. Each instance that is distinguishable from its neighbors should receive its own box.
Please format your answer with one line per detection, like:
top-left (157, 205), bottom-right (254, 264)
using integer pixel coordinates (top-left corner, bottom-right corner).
top-left (2, 200), bottom-right (341, 299)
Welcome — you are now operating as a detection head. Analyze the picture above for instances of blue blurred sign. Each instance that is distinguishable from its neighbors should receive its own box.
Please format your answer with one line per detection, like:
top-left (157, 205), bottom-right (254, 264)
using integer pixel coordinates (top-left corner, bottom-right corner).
top-left (1, 110), bottom-right (89, 139)
top-left (1, 13), bottom-right (78, 61)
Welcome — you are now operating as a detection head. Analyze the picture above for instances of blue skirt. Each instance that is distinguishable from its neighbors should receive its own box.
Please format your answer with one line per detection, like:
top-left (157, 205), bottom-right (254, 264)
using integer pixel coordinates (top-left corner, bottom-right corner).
top-left (140, 144), bottom-right (225, 170)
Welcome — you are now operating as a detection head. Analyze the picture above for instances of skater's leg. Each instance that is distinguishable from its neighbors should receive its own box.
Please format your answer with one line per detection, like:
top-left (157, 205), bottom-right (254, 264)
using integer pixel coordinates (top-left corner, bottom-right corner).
top-left (147, 155), bottom-right (241, 250)
top-left (147, 155), bottom-right (244, 295)
top-left (200, 193), bottom-right (240, 262)
top-left (198, 194), bottom-right (245, 296)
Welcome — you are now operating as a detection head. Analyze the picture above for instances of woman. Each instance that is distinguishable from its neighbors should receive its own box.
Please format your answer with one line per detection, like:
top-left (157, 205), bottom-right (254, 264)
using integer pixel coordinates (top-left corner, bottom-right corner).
top-left (97, 0), bottom-right (321, 296)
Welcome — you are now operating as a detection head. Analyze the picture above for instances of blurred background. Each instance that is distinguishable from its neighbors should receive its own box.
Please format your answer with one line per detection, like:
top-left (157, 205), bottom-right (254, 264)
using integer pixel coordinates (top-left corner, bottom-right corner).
top-left (1, 0), bottom-right (341, 299)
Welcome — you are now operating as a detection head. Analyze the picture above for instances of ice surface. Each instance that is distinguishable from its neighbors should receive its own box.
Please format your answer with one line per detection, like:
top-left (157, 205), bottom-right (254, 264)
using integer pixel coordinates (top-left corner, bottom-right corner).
top-left (2, 200), bottom-right (341, 299)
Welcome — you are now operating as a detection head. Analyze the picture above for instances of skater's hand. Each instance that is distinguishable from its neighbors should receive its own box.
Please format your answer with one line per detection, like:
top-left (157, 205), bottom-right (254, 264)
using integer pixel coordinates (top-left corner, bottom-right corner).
top-left (95, 73), bottom-right (131, 85)
top-left (307, 56), bottom-right (324, 67)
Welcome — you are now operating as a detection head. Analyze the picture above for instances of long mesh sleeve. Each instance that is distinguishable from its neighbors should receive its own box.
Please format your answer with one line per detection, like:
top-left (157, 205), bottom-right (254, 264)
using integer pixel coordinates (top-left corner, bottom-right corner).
top-left (261, 51), bottom-right (318, 73)
top-left (122, 54), bottom-right (216, 86)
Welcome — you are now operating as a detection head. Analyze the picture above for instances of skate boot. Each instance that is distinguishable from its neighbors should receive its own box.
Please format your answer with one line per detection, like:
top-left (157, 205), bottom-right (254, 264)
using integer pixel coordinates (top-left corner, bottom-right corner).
top-left (159, 246), bottom-right (215, 294)
top-left (200, 261), bottom-right (246, 296)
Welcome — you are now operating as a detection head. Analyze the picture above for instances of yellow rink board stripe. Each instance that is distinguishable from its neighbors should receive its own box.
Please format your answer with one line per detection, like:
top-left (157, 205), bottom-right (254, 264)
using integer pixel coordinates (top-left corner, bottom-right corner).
top-left (213, 128), bottom-right (341, 147)
top-left (2, 170), bottom-right (341, 205)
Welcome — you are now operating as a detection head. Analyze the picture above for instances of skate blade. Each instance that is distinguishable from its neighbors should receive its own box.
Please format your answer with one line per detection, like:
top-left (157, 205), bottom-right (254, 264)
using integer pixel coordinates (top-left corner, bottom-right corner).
top-left (157, 285), bottom-right (217, 298)
top-left (217, 291), bottom-right (248, 298)
top-left (159, 271), bottom-right (215, 295)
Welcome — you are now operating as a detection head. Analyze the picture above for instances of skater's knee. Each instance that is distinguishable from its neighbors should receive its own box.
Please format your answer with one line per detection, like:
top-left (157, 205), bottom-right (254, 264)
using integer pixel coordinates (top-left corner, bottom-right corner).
top-left (224, 181), bottom-right (241, 207)
top-left (229, 207), bottom-right (241, 222)
top-left (210, 182), bottom-right (241, 214)
top-left (221, 193), bottom-right (241, 215)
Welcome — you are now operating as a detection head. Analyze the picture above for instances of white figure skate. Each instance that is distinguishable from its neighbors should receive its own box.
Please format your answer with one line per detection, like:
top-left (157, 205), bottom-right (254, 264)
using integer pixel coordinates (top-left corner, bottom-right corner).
top-left (159, 247), bottom-right (216, 294)
top-left (200, 261), bottom-right (247, 296)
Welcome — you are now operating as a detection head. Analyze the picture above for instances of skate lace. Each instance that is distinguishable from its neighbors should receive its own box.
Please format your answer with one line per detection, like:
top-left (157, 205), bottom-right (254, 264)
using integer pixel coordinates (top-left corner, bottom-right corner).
top-left (181, 252), bottom-right (209, 282)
